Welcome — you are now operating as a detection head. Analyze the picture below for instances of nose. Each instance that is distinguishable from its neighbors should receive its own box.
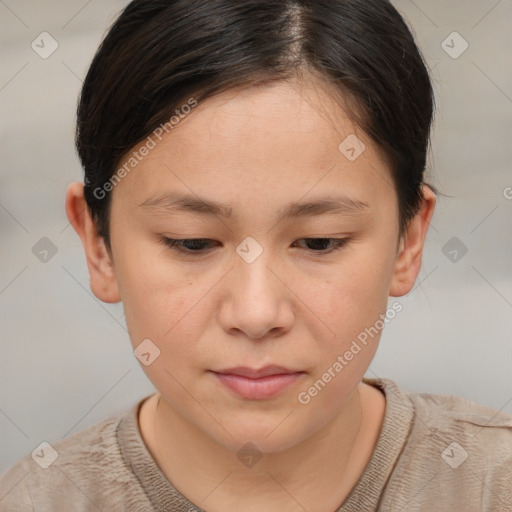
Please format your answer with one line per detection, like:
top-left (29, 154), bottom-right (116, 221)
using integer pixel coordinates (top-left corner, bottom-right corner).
top-left (217, 246), bottom-right (295, 340)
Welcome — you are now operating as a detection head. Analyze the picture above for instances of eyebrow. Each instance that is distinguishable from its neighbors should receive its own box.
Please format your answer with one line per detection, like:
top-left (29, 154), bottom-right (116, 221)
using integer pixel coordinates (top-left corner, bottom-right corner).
top-left (138, 192), bottom-right (369, 220)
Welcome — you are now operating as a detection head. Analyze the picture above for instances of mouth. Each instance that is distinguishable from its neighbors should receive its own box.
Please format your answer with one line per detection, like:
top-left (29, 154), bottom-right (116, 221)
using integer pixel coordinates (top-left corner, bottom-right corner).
top-left (210, 365), bottom-right (306, 400)
top-left (213, 365), bottom-right (302, 378)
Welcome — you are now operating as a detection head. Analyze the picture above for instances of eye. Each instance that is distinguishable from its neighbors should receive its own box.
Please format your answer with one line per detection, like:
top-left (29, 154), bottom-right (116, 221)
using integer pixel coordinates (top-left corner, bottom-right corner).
top-left (159, 238), bottom-right (218, 254)
top-left (159, 237), bottom-right (350, 256)
top-left (292, 238), bottom-right (350, 254)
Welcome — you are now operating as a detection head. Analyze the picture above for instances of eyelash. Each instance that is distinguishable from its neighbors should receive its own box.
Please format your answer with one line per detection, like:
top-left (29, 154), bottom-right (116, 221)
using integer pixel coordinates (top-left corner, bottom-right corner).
top-left (159, 237), bottom-right (350, 256)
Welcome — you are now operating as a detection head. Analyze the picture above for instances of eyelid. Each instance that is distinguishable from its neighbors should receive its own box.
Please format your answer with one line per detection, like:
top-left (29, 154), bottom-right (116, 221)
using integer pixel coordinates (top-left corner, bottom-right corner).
top-left (159, 237), bottom-right (217, 254)
top-left (159, 236), bottom-right (351, 256)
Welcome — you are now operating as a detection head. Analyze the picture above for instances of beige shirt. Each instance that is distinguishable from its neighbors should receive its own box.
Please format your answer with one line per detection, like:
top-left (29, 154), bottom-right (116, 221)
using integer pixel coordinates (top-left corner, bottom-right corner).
top-left (1, 377), bottom-right (511, 511)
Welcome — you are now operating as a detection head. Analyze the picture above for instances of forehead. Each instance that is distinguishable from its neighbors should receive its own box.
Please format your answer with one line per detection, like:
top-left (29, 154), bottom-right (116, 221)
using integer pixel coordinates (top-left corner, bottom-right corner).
top-left (112, 78), bottom-right (396, 216)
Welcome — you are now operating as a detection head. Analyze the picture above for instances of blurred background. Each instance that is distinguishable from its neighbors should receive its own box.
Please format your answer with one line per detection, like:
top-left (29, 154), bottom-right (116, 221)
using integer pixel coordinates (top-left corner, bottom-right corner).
top-left (1, 0), bottom-right (511, 474)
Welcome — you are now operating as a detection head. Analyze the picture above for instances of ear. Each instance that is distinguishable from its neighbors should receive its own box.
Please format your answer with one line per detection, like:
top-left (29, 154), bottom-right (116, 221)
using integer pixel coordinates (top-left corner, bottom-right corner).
top-left (389, 184), bottom-right (436, 297)
top-left (65, 182), bottom-right (121, 303)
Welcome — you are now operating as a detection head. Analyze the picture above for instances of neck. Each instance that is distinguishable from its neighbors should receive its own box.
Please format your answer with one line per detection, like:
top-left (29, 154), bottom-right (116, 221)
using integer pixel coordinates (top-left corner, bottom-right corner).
top-left (139, 381), bottom-right (385, 512)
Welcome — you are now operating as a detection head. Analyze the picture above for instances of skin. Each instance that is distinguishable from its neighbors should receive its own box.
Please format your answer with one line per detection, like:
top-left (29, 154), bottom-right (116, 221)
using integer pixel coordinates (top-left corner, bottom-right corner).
top-left (66, 76), bottom-right (436, 512)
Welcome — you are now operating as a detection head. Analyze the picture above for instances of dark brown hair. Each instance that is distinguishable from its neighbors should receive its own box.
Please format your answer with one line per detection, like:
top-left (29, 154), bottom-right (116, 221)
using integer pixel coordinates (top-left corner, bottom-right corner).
top-left (76, 0), bottom-right (437, 250)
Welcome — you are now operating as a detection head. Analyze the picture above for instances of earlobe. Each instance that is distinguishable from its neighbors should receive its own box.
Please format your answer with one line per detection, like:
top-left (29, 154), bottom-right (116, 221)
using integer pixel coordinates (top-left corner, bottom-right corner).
top-left (65, 182), bottom-right (121, 304)
top-left (389, 184), bottom-right (436, 297)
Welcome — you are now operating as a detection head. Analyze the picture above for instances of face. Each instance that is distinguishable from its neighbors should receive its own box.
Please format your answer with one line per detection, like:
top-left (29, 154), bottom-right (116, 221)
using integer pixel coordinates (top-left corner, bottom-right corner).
top-left (105, 78), bottom-right (403, 453)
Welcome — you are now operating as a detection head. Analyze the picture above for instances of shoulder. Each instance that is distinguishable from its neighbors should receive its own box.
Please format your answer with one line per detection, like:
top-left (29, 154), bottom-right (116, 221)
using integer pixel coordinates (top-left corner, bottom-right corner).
top-left (407, 385), bottom-right (512, 459)
top-left (369, 378), bottom-right (512, 511)
top-left (0, 403), bottom-right (148, 512)
top-left (375, 377), bottom-right (512, 453)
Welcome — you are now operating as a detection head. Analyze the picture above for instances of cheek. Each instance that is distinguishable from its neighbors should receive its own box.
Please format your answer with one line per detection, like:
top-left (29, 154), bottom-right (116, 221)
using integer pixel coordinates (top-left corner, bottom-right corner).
top-left (113, 240), bottom-right (194, 347)
top-left (302, 243), bottom-right (396, 345)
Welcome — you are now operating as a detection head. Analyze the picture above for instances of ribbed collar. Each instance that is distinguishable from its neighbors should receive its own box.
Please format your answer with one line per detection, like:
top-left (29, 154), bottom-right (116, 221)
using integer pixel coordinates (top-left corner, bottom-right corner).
top-left (338, 378), bottom-right (415, 511)
top-left (117, 377), bottom-right (415, 511)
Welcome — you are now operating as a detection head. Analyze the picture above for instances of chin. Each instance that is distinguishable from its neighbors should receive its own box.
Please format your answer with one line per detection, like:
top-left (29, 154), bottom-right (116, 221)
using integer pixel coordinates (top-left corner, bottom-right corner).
top-left (208, 421), bottom-right (309, 456)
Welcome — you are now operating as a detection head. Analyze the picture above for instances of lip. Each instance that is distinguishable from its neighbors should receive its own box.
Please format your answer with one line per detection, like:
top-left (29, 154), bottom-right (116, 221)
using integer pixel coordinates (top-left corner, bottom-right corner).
top-left (211, 366), bottom-right (305, 400)
top-left (214, 365), bottom-right (300, 378)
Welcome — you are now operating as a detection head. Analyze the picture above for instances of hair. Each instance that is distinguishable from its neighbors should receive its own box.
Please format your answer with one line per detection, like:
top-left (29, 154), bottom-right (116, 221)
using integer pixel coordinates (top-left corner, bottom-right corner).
top-left (76, 0), bottom-right (437, 252)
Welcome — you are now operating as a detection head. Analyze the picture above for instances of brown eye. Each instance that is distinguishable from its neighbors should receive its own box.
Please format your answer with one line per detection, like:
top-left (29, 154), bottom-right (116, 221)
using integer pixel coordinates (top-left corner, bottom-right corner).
top-left (293, 238), bottom-right (350, 254)
top-left (159, 237), bottom-right (350, 257)
top-left (160, 238), bottom-right (218, 254)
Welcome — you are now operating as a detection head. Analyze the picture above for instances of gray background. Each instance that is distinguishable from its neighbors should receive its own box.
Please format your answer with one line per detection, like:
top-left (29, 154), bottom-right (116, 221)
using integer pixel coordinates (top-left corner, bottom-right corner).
top-left (1, 0), bottom-right (511, 474)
